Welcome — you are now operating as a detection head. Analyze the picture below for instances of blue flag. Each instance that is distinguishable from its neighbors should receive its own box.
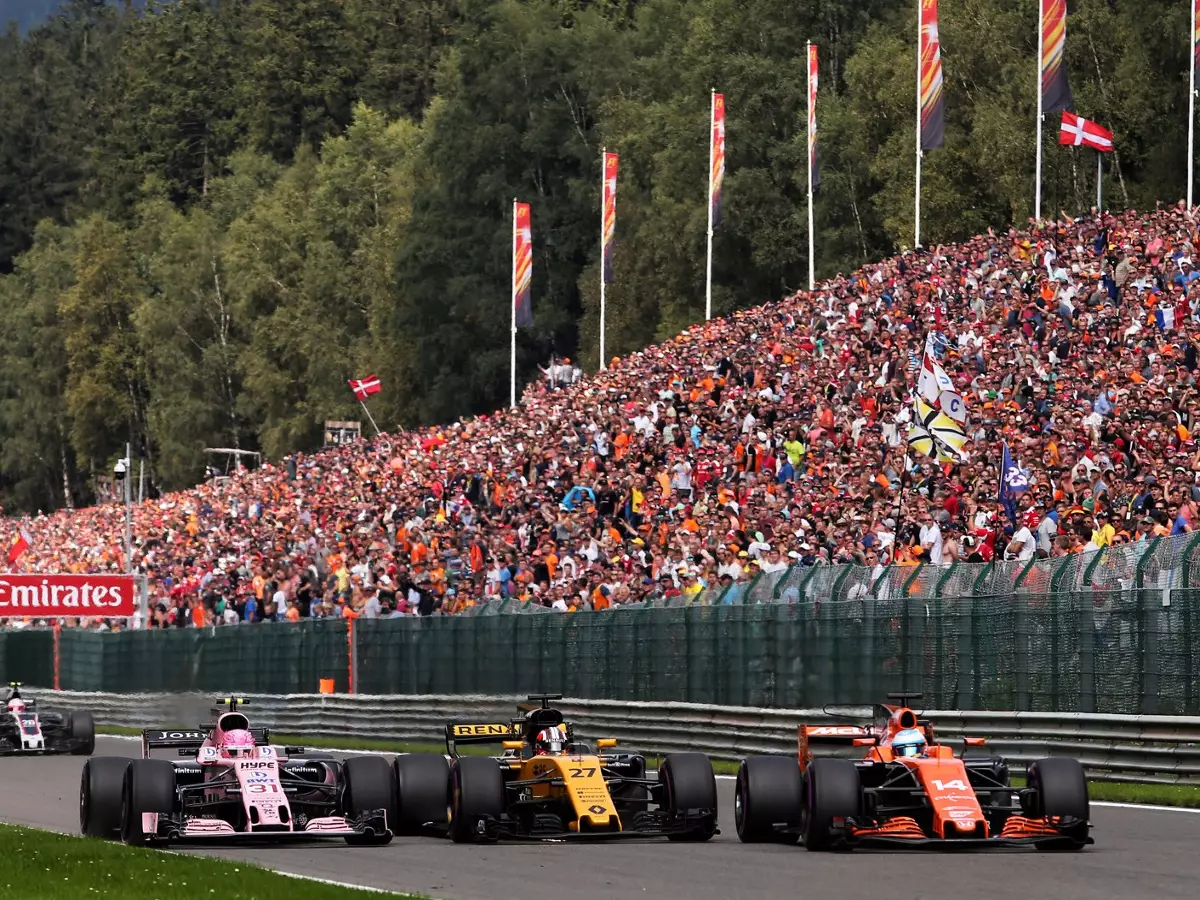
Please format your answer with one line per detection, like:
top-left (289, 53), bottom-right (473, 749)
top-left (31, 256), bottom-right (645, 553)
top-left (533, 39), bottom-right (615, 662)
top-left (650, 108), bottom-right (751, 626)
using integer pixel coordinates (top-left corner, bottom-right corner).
top-left (998, 442), bottom-right (1030, 525)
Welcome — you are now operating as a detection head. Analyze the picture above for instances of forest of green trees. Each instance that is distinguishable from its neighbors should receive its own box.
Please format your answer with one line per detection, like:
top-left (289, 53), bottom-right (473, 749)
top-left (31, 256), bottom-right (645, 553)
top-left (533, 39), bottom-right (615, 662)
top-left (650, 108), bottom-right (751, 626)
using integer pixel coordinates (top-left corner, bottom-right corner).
top-left (0, 0), bottom-right (1189, 512)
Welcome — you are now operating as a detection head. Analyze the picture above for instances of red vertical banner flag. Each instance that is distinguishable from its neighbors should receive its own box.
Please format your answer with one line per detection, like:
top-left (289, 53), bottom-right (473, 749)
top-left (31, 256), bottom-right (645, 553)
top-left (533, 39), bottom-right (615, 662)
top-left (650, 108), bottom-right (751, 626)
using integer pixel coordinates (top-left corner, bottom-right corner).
top-left (808, 44), bottom-right (820, 190)
top-left (602, 152), bottom-right (618, 284)
top-left (918, 0), bottom-right (945, 151)
top-left (710, 93), bottom-right (726, 228)
top-left (512, 201), bottom-right (533, 328)
top-left (1041, 0), bottom-right (1073, 113)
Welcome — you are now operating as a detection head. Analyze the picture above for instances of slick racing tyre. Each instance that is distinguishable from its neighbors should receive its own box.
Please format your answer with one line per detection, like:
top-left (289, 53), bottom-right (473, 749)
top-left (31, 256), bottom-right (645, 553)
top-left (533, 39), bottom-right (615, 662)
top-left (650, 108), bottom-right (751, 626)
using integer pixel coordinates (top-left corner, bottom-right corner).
top-left (659, 752), bottom-right (718, 842)
top-left (342, 756), bottom-right (398, 845)
top-left (120, 760), bottom-right (176, 844)
top-left (448, 757), bottom-right (505, 844)
top-left (392, 753), bottom-right (450, 835)
top-left (1028, 757), bottom-right (1089, 850)
top-left (802, 757), bottom-right (861, 851)
top-left (69, 711), bottom-right (96, 756)
top-left (80, 757), bottom-right (130, 839)
top-left (735, 756), bottom-right (802, 844)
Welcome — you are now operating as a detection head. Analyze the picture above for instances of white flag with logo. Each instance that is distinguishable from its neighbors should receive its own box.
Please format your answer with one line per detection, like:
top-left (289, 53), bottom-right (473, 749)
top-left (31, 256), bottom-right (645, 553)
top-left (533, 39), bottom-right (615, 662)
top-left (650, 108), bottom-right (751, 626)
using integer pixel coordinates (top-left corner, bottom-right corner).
top-left (939, 389), bottom-right (967, 424)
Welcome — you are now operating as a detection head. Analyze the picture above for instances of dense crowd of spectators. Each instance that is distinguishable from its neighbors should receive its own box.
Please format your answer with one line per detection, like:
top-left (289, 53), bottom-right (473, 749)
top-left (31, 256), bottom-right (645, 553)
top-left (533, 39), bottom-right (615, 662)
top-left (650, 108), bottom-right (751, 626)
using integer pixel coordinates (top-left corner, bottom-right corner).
top-left (6, 205), bottom-right (1200, 627)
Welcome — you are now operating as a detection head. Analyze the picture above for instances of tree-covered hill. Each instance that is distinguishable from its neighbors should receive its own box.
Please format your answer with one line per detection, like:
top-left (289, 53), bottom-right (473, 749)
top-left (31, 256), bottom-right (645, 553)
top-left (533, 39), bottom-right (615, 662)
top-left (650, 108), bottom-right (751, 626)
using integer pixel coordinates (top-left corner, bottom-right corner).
top-left (0, 0), bottom-right (1188, 512)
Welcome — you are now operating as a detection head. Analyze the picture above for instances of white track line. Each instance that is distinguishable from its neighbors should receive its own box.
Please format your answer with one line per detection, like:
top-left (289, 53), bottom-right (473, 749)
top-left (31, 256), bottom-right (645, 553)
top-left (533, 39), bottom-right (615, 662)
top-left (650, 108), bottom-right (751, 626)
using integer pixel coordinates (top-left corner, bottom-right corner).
top-left (1091, 801), bottom-right (1200, 814)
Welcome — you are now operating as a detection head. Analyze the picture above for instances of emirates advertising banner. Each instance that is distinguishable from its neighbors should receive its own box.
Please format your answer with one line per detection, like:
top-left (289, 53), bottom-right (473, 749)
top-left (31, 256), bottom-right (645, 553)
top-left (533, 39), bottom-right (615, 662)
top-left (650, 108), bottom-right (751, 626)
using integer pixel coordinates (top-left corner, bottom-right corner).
top-left (0, 574), bottom-right (136, 618)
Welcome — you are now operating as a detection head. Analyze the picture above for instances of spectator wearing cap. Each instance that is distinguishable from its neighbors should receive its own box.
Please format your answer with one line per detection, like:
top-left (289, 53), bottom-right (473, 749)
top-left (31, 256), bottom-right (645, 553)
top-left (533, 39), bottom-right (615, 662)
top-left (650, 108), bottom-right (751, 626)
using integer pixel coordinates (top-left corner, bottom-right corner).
top-left (1091, 511), bottom-right (1116, 549)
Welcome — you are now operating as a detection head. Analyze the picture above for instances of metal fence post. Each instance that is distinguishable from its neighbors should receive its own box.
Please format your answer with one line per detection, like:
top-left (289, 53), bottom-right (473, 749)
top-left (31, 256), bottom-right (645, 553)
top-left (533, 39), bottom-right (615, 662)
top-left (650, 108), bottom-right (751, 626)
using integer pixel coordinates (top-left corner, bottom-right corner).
top-left (347, 619), bottom-right (358, 695)
top-left (1181, 534), bottom-right (1200, 714)
top-left (1134, 539), bottom-right (1161, 715)
top-left (899, 565), bottom-right (925, 691)
top-left (137, 574), bottom-right (149, 629)
top-left (1011, 559), bottom-right (1040, 711)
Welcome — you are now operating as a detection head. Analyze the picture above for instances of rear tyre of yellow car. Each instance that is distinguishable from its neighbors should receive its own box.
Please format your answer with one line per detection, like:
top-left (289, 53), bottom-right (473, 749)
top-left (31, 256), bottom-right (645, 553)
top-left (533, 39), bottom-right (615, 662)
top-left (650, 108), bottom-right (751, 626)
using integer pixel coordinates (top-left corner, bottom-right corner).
top-left (393, 753), bottom-right (450, 834)
top-left (80, 757), bottom-right (129, 839)
top-left (735, 756), bottom-right (802, 844)
top-left (659, 753), bottom-right (717, 842)
top-left (449, 757), bottom-right (505, 844)
top-left (343, 756), bottom-right (397, 845)
top-left (801, 758), bottom-right (861, 851)
top-left (1027, 757), bottom-right (1089, 851)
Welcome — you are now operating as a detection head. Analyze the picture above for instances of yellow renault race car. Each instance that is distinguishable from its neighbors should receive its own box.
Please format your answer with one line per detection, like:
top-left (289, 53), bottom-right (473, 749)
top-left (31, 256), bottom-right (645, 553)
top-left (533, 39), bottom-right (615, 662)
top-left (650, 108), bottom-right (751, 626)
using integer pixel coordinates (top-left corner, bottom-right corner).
top-left (387, 694), bottom-right (718, 843)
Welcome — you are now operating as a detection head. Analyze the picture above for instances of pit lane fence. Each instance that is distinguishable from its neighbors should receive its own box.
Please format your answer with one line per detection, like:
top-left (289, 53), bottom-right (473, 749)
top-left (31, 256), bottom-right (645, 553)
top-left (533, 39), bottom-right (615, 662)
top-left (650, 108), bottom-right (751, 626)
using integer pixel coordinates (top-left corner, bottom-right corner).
top-left (37, 689), bottom-right (1200, 786)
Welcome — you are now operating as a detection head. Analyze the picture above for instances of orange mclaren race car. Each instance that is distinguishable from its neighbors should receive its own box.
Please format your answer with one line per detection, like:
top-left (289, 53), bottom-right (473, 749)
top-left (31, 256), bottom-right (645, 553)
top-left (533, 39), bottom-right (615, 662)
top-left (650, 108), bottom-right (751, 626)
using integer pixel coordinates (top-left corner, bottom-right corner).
top-left (734, 693), bottom-right (1093, 851)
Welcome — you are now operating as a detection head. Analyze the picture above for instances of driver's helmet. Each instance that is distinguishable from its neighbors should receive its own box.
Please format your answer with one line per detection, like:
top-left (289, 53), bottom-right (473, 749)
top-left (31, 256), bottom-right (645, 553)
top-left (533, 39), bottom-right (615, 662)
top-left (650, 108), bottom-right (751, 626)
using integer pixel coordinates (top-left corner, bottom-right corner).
top-left (892, 727), bottom-right (927, 758)
top-left (219, 728), bottom-right (256, 759)
top-left (534, 726), bottom-right (567, 756)
top-left (6, 699), bottom-right (24, 715)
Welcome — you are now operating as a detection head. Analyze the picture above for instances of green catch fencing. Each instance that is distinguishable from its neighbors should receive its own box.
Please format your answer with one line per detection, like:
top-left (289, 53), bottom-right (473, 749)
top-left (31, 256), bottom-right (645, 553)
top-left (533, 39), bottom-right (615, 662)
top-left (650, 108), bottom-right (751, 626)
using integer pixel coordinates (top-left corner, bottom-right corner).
top-left (2, 534), bottom-right (1199, 713)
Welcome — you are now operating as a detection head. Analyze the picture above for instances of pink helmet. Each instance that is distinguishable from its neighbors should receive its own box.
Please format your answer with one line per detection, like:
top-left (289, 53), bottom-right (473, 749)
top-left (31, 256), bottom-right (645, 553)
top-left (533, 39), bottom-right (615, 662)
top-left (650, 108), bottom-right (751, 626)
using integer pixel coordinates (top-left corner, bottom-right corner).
top-left (220, 728), bottom-right (256, 759)
top-left (7, 699), bottom-right (23, 714)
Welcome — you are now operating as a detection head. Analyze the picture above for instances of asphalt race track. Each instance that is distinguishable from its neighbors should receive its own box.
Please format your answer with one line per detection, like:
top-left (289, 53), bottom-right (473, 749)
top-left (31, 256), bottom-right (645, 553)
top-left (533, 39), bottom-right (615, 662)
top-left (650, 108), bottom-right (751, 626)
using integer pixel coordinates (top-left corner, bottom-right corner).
top-left (1, 737), bottom-right (1198, 900)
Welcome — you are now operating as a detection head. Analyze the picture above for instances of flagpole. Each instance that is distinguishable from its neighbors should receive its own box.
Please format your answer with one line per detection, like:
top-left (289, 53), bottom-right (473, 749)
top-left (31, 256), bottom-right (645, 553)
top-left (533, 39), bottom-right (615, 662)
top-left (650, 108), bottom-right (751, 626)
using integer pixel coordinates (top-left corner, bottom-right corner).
top-left (1190, 0), bottom-right (1196, 210)
top-left (705, 88), bottom-right (715, 321)
top-left (1035, 0), bottom-right (1044, 222)
top-left (807, 41), bottom-right (816, 290)
top-left (599, 147), bottom-right (607, 370)
top-left (511, 197), bottom-right (517, 408)
top-left (1096, 152), bottom-right (1102, 211)
top-left (914, 0), bottom-right (922, 248)
top-left (359, 400), bottom-right (381, 436)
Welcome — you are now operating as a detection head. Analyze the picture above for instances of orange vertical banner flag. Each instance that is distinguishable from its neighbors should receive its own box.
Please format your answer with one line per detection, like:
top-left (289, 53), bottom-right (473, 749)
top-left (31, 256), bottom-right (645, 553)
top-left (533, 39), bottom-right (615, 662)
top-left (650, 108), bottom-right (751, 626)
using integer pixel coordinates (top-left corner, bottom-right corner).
top-left (602, 152), bottom-right (618, 284)
top-left (710, 93), bottom-right (726, 228)
top-left (808, 44), bottom-right (820, 189)
top-left (1040, 0), bottom-right (1073, 113)
top-left (512, 201), bottom-right (532, 328)
top-left (919, 0), bottom-right (944, 150)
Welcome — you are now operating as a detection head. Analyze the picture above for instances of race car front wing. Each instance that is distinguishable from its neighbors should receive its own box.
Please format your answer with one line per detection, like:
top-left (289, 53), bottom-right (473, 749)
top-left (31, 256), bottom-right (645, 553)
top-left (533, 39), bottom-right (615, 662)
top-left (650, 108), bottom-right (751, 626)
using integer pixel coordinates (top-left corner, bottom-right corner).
top-left (461, 807), bottom-right (718, 841)
top-left (141, 809), bottom-right (391, 843)
top-left (808, 814), bottom-right (1093, 850)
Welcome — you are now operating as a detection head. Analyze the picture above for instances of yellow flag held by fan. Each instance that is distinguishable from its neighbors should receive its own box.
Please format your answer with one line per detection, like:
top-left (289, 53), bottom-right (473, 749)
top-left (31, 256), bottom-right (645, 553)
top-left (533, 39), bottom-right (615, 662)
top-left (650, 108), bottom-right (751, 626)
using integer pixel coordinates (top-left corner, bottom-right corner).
top-left (911, 399), bottom-right (969, 461)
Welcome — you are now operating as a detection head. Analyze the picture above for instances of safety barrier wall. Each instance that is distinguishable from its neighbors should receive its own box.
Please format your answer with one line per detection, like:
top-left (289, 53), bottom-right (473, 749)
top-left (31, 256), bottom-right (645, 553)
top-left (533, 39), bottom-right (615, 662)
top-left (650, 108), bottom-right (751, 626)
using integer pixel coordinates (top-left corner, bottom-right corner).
top-left (41, 690), bottom-right (1200, 786)
top-left (2, 581), bottom-right (1199, 713)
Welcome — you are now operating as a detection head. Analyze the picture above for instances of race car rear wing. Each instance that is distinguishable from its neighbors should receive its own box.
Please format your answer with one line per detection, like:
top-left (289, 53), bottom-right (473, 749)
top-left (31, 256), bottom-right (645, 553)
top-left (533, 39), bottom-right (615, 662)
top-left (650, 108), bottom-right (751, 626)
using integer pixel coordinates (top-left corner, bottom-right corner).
top-left (141, 727), bottom-right (271, 758)
top-left (445, 721), bottom-right (522, 757)
top-left (797, 724), bottom-right (876, 772)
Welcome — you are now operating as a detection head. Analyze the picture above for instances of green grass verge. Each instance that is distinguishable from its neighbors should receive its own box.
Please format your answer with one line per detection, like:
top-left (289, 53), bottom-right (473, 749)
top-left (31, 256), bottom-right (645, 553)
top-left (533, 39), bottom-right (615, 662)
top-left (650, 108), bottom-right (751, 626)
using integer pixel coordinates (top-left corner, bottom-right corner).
top-left (0, 823), bottom-right (420, 899)
top-left (98, 726), bottom-right (1200, 806)
top-left (1005, 774), bottom-right (1200, 808)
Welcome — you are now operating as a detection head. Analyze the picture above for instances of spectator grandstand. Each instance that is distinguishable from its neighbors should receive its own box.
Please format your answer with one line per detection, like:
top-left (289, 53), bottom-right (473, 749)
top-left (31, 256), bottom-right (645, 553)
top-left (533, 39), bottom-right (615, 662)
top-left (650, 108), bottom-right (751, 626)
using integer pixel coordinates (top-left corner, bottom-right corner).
top-left (4, 205), bottom-right (1200, 627)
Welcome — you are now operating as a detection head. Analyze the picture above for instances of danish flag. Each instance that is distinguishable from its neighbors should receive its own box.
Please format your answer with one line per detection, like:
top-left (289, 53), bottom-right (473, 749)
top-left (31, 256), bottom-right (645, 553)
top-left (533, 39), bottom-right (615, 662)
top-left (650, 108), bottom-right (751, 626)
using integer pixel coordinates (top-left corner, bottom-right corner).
top-left (348, 374), bottom-right (381, 402)
top-left (1058, 111), bottom-right (1113, 152)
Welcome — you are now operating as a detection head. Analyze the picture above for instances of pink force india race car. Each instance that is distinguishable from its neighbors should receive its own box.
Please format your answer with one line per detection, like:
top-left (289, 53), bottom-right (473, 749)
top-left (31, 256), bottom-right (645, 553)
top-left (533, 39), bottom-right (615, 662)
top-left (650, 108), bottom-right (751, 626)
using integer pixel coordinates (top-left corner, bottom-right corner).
top-left (79, 698), bottom-right (393, 845)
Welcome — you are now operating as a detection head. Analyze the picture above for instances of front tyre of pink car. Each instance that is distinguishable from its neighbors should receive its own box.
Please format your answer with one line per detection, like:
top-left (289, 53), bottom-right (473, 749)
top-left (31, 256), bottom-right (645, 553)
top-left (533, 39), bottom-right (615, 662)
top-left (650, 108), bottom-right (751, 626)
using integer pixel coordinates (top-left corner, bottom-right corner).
top-left (120, 759), bottom-right (176, 845)
top-left (342, 756), bottom-right (397, 845)
top-left (80, 757), bottom-right (128, 839)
